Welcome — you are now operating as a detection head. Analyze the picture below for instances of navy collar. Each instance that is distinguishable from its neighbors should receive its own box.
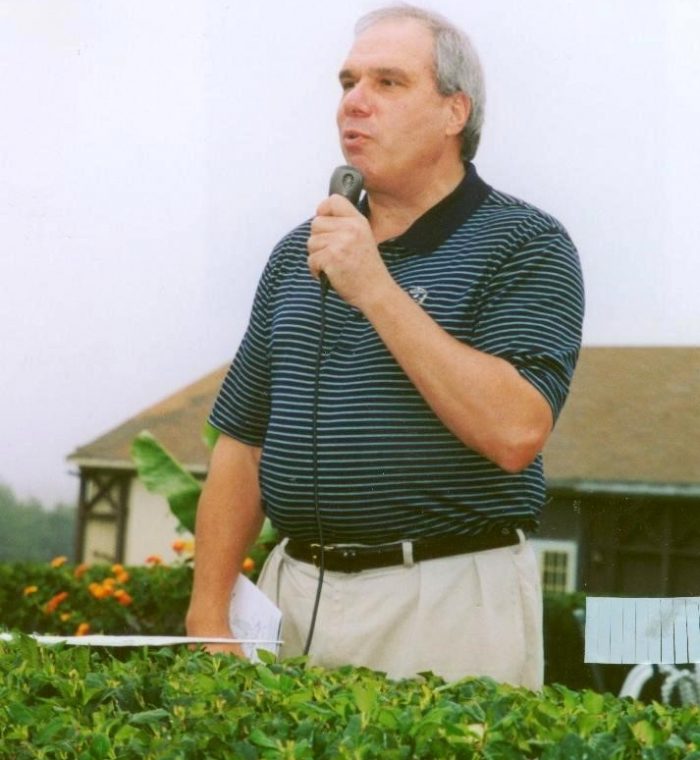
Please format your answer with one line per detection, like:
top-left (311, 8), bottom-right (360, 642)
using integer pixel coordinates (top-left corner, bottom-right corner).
top-left (360, 163), bottom-right (491, 254)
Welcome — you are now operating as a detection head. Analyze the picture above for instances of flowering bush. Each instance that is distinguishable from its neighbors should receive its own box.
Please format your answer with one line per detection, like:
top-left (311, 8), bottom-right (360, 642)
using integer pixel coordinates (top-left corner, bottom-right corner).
top-left (1, 558), bottom-right (191, 637)
top-left (1, 541), bottom-right (267, 639)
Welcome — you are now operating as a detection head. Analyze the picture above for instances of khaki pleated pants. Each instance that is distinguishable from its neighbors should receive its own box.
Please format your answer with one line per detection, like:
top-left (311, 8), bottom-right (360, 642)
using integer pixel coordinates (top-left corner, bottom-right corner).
top-left (257, 533), bottom-right (543, 690)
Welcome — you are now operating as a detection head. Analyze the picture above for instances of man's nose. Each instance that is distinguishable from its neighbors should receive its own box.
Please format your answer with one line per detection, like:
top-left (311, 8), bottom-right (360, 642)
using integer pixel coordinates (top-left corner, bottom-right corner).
top-left (342, 81), bottom-right (371, 116)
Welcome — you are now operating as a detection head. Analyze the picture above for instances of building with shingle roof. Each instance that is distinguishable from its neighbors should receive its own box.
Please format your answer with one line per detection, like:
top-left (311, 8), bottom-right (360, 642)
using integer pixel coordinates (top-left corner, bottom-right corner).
top-left (68, 367), bottom-right (226, 565)
top-left (539, 347), bottom-right (699, 596)
top-left (68, 348), bottom-right (699, 590)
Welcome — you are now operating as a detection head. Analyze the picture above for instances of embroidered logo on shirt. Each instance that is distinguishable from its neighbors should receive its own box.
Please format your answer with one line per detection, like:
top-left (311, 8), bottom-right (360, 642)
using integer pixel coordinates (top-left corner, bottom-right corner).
top-left (407, 286), bottom-right (429, 305)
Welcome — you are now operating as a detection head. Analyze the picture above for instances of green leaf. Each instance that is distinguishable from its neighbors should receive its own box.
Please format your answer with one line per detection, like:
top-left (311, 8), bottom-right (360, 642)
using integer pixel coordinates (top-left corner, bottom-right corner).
top-left (631, 720), bottom-right (659, 746)
top-left (202, 422), bottom-right (220, 450)
top-left (582, 690), bottom-right (605, 714)
top-left (249, 728), bottom-right (280, 750)
top-left (36, 717), bottom-right (69, 745)
top-left (257, 648), bottom-right (277, 665)
top-left (7, 701), bottom-right (34, 725)
top-left (351, 684), bottom-right (377, 715)
top-left (256, 664), bottom-right (280, 690)
top-left (258, 518), bottom-right (279, 545)
top-left (376, 707), bottom-right (399, 730)
top-left (130, 430), bottom-right (202, 533)
top-left (129, 708), bottom-right (171, 726)
top-left (89, 733), bottom-right (112, 759)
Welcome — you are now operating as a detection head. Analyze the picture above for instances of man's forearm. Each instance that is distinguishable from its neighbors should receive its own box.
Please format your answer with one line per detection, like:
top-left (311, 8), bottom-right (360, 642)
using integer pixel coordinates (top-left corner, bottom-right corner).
top-left (360, 280), bottom-right (553, 472)
top-left (308, 198), bottom-right (553, 472)
top-left (186, 435), bottom-right (264, 638)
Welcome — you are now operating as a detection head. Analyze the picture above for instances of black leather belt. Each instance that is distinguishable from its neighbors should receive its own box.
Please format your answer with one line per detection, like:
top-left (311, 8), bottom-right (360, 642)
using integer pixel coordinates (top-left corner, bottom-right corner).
top-left (284, 528), bottom-right (520, 574)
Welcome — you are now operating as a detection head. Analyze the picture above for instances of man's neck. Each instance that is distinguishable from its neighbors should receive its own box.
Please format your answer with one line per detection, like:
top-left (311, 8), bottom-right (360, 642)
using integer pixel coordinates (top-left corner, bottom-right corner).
top-left (367, 160), bottom-right (466, 243)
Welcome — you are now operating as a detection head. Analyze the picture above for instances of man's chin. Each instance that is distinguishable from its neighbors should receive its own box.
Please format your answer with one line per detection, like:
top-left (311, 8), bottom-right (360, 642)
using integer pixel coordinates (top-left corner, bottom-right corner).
top-left (340, 157), bottom-right (378, 190)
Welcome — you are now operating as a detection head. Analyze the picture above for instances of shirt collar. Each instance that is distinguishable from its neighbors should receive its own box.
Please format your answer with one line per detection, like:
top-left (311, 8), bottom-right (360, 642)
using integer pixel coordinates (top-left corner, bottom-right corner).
top-left (359, 163), bottom-right (491, 255)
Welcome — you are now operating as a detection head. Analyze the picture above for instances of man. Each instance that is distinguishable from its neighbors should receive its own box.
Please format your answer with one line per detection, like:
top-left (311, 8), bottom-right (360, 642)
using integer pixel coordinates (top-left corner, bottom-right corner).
top-left (186, 5), bottom-right (584, 690)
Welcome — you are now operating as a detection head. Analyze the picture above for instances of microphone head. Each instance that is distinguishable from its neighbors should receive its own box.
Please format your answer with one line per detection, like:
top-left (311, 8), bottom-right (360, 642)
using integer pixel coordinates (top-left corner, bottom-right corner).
top-left (329, 165), bottom-right (364, 207)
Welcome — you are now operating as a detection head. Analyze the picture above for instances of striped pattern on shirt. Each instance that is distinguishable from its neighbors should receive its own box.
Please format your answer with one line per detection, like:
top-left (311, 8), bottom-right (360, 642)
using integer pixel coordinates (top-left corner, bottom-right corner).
top-left (210, 181), bottom-right (584, 543)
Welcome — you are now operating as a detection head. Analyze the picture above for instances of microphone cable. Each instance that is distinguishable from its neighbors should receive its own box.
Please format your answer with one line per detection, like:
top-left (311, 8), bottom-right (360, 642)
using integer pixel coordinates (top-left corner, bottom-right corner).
top-left (302, 166), bottom-right (364, 656)
top-left (302, 283), bottom-right (328, 655)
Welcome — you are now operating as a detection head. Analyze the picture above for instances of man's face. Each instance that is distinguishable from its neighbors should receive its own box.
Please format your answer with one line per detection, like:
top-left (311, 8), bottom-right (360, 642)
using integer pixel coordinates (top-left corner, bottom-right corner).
top-left (337, 18), bottom-right (464, 195)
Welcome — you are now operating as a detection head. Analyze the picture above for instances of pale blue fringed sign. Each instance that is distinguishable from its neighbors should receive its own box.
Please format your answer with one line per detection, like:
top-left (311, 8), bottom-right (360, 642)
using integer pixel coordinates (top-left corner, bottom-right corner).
top-left (585, 597), bottom-right (700, 664)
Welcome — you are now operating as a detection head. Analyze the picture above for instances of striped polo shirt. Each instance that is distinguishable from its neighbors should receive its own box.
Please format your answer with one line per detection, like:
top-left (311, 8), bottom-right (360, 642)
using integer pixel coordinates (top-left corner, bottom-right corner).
top-left (210, 164), bottom-right (584, 542)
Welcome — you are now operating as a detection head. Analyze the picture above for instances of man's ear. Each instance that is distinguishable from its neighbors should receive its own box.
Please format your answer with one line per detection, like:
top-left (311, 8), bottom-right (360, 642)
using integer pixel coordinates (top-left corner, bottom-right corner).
top-left (446, 92), bottom-right (470, 136)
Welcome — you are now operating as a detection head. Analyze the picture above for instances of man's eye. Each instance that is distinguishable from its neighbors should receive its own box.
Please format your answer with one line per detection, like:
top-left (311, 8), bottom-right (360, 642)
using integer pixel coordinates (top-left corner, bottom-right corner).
top-left (340, 80), bottom-right (355, 92)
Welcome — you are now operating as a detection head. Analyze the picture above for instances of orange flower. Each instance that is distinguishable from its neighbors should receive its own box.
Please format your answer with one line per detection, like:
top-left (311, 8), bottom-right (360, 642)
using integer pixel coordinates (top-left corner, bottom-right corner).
top-left (172, 538), bottom-right (195, 556)
top-left (111, 563), bottom-right (125, 575)
top-left (74, 563), bottom-right (89, 579)
top-left (102, 577), bottom-right (117, 590)
top-left (172, 539), bottom-right (186, 554)
top-left (145, 554), bottom-right (163, 566)
top-left (241, 557), bottom-right (256, 574)
top-left (75, 622), bottom-right (91, 636)
top-left (88, 582), bottom-right (111, 600)
top-left (115, 570), bottom-right (130, 584)
top-left (50, 556), bottom-right (68, 569)
top-left (44, 591), bottom-right (69, 614)
top-left (23, 585), bottom-right (38, 596)
top-left (88, 582), bottom-right (102, 598)
top-left (113, 589), bottom-right (133, 607)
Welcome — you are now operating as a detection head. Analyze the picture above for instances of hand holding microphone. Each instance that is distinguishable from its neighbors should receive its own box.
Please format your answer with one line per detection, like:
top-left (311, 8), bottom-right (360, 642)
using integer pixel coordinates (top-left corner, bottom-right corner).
top-left (319, 166), bottom-right (363, 295)
top-left (308, 166), bottom-right (388, 307)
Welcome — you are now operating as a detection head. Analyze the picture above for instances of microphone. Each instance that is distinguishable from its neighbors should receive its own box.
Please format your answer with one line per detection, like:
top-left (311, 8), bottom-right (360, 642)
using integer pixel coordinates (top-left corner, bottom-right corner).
top-left (328, 165), bottom-right (364, 206)
top-left (320, 166), bottom-right (364, 295)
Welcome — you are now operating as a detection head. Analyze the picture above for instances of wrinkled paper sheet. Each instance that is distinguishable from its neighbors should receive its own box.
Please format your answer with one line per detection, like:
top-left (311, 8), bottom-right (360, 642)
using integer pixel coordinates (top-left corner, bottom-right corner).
top-left (228, 573), bottom-right (282, 661)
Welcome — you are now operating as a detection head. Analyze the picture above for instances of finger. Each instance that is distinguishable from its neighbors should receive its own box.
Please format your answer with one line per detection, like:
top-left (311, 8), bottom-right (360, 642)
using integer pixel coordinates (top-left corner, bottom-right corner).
top-left (307, 230), bottom-right (343, 255)
top-left (204, 642), bottom-right (246, 658)
top-left (310, 215), bottom-right (349, 234)
top-left (307, 252), bottom-right (323, 281)
top-left (315, 194), bottom-right (360, 217)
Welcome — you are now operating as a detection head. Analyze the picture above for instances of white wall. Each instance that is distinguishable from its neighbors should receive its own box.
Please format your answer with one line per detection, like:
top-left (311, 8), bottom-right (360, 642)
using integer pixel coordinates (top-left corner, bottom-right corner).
top-left (123, 480), bottom-right (187, 566)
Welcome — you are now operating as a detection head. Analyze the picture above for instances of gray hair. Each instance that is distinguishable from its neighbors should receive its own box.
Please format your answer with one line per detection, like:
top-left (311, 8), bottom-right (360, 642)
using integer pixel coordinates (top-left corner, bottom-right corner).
top-left (355, 4), bottom-right (485, 162)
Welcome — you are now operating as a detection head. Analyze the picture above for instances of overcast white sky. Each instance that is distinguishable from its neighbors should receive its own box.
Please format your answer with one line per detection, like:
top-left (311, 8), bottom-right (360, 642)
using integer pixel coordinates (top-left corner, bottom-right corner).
top-left (1, 0), bottom-right (699, 506)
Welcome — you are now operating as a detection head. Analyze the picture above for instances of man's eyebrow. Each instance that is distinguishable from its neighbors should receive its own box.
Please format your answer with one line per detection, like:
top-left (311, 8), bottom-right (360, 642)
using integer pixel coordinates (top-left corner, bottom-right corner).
top-left (338, 66), bottom-right (411, 82)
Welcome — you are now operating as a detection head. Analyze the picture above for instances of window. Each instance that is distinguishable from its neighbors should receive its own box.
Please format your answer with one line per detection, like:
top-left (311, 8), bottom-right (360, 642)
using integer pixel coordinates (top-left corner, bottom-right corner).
top-left (530, 539), bottom-right (578, 593)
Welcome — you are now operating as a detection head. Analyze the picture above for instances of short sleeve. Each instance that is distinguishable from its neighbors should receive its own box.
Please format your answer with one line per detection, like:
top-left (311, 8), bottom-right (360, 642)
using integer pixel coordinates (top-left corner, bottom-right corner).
top-left (471, 224), bottom-right (585, 420)
top-left (208, 259), bottom-right (277, 445)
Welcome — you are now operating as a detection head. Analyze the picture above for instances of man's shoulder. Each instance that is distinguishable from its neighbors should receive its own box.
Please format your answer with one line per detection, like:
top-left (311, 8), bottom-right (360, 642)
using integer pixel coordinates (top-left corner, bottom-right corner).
top-left (258, 218), bottom-right (313, 281)
top-left (270, 218), bottom-right (313, 258)
top-left (475, 186), bottom-right (571, 240)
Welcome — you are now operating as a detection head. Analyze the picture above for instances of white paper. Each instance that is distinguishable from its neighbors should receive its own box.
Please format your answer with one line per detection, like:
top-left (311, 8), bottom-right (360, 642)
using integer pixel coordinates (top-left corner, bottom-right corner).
top-left (228, 574), bottom-right (283, 662)
top-left (0, 633), bottom-right (281, 647)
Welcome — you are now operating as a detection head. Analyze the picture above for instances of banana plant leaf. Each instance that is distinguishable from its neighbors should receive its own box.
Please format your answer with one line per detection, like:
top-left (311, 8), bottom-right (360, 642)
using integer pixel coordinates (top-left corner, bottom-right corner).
top-left (130, 431), bottom-right (201, 534)
top-left (202, 421), bottom-right (220, 450)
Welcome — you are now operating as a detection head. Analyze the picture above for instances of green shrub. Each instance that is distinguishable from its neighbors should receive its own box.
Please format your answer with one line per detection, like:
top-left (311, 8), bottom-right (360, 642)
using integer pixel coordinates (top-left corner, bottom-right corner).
top-left (1, 637), bottom-right (700, 759)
